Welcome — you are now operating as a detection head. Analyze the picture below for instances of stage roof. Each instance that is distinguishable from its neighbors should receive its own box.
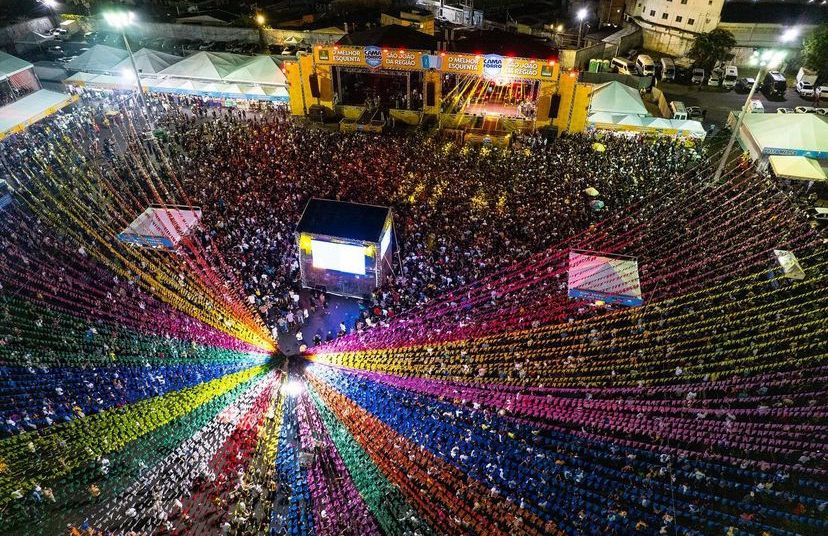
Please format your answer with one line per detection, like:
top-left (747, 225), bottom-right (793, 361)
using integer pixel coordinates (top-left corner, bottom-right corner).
top-left (337, 24), bottom-right (437, 51)
top-left (589, 81), bottom-right (648, 116)
top-left (0, 90), bottom-right (75, 140)
top-left (296, 199), bottom-right (391, 243)
top-left (65, 45), bottom-right (129, 74)
top-left (0, 51), bottom-right (32, 80)
top-left (740, 114), bottom-right (828, 159)
top-left (448, 29), bottom-right (556, 59)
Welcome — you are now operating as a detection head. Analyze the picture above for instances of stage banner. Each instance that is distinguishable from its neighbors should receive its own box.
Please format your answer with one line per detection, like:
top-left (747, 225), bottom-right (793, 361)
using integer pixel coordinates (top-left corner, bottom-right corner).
top-left (442, 53), bottom-right (484, 75)
top-left (317, 46), bottom-right (365, 67)
top-left (382, 49), bottom-right (422, 70)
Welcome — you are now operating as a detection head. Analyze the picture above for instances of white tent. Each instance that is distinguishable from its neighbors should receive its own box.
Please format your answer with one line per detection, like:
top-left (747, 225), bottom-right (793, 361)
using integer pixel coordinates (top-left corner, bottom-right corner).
top-left (768, 155), bottom-right (827, 181)
top-left (589, 81), bottom-right (648, 116)
top-left (156, 51), bottom-right (249, 82)
top-left (0, 90), bottom-right (75, 140)
top-left (110, 48), bottom-right (181, 76)
top-left (739, 114), bottom-right (828, 160)
top-left (0, 51), bottom-right (33, 81)
top-left (224, 55), bottom-right (286, 86)
top-left (65, 45), bottom-right (129, 74)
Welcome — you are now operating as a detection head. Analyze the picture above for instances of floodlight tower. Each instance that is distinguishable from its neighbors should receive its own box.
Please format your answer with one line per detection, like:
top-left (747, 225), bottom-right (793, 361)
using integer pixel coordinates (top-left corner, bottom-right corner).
top-left (711, 28), bottom-right (798, 183)
top-left (103, 11), bottom-right (147, 110)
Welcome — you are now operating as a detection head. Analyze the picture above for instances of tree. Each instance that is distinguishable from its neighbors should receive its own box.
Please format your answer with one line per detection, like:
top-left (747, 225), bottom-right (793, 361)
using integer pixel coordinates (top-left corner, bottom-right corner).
top-left (688, 29), bottom-right (737, 71)
top-left (802, 24), bottom-right (828, 76)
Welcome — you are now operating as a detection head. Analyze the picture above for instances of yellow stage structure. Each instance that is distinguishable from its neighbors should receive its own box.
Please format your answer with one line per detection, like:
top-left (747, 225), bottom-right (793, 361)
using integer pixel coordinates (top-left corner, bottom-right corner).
top-left (284, 45), bottom-right (561, 143)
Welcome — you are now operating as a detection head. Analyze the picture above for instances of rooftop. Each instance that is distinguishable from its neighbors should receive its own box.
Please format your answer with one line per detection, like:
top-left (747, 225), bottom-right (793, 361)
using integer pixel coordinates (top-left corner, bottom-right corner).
top-left (296, 199), bottom-right (391, 243)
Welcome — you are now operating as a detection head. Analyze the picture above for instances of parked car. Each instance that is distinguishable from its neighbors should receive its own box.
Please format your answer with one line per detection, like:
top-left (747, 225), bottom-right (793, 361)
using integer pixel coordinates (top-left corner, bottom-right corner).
top-left (625, 48), bottom-right (639, 60)
top-left (735, 77), bottom-right (755, 93)
top-left (686, 106), bottom-right (704, 120)
top-left (794, 106), bottom-right (817, 113)
top-left (56, 55), bottom-right (76, 65)
top-left (776, 108), bottom-right (795, 114)
top-left (198, 41), bottom-right (216, 51)
top-left (707, 69), bottom-right (722, 86)
top-left (749, 99), bottom-right (764, 113)
top-left (46, 45), bottom-right (65, 58)
top-left (815, 108), bottom-right (828, 116)
top-left (796, 80), bottom-right (815, 98)
top-left (241, 43), bottom-right (260, 54)
top-left (691, 68), bottom-right (705, 85)
top-left (722, 66), bottom-right (738, 90)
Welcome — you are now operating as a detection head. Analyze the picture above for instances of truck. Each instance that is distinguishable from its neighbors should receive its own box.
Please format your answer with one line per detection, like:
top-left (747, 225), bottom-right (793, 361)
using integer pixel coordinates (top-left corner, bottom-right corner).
top-left (796, 67), bottom-right (818, 98)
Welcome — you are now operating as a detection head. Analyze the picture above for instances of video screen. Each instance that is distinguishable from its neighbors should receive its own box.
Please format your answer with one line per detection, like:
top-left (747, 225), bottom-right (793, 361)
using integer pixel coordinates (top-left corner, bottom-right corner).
top-left (311, 240), bottom-right (366, 275)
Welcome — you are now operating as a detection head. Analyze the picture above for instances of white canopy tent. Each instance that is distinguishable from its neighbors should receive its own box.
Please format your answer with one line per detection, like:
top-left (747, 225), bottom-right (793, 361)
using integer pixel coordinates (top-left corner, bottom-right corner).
top-left (587, 112), bottom-right (706, 140)
top-left (768, 155), bottom-right (827, 182)
top-left (738, 114), bottom-right (828, 160)
top-left (111, 49), bottom-right (181, 76)
top-left (155, 51), bottom-right (248, 82)
top-left (589, 81), bottom-right (648, 116)
top-left (0, 51), bottom-right (33, 82)
top-left (65, 45), bottom-right (129, 75)
top-left (150, 52), bottom-right (288, 102)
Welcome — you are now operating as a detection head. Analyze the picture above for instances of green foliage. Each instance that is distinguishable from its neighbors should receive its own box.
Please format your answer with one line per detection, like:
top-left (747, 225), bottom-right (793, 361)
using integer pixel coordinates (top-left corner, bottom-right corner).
top-left (802, 24), bottom-right (828, 76)
top-left (688, 29), bottom-right (737, 71)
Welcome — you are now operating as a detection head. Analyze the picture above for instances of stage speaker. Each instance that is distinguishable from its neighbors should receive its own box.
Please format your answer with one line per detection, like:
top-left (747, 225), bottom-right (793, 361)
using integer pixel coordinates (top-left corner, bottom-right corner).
top-left (425, 82), bottom-right (435, 107)
top-left (549, 94), bottom-right (561, 118)
top-left (309, 74), bottom-right (320, 99)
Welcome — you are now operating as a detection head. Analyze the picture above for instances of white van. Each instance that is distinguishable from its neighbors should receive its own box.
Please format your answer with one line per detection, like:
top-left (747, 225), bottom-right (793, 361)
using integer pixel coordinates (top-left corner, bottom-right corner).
top-left (669, 101), bottom-right (688, 121)
top-left (660, 57), bottom-right (675, 81)
top-left (611, 57), bottom-right (636, 75)
top-left (635, 54), bottom-right (655, 76)
top-left (722, 66), bottom-right (738, 89)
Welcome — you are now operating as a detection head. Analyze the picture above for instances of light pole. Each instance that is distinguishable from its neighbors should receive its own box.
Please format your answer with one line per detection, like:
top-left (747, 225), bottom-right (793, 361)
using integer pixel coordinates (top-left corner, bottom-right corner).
top-left (711, 29), bottom-right (797, 183)
top-left (577, 8), bottom-right (588, 49)
top-left (255, 13), bottom-right (267, 53)
top-left (103, 11), bottom-right (147, 110)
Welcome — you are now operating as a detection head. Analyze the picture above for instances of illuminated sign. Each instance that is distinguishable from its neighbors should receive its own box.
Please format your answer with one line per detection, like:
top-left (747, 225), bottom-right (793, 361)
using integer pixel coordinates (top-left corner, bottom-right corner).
top-left (383, 49), bottom-right (420, 69)
top-left (443, 53), bottom-right (483, 75)
top-left (314, 46), bottom-right (557, 80)
top-left (365, 46), bottom-right (382, 69)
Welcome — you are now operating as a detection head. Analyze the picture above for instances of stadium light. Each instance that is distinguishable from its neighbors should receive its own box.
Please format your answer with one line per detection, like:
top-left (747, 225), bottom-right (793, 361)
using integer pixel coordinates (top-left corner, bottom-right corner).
top-left (577, 8), bottom-right (588, 49)
top-left (780, 27), bottom-right (799, 43)
top-left (103, 10), bottom-right (146, 113)
top-left (712, 29), bottom-right (794, 183)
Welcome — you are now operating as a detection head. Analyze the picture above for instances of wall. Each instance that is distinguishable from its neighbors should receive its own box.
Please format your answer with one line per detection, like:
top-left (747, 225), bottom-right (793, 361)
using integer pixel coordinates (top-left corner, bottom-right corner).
top-left (559, 42), bottom-right (608, 70)
top-left (640, 23), bottom-right (695, 56)
top-left (626, 0), bottom-right (724, 34)
top-left (0, 16), bottom-right (54, 47)
top-left (77, 18), bottom-right (343, 47)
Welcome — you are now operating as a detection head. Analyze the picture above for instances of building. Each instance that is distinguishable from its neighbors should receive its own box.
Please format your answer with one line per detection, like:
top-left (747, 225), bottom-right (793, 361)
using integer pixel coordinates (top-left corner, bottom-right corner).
top-left (625, 0), bottom-right (725, 55)
top-left (380, 10), bottom-right (436, 36)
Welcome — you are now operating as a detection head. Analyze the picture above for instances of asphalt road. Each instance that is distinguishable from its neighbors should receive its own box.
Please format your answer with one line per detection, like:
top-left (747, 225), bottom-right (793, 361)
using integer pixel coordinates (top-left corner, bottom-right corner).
top-left (656, 81), bottom-right (820, 126)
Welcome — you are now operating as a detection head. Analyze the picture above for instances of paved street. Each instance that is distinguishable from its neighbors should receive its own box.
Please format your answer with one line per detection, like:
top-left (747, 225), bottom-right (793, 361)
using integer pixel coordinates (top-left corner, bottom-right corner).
top-left (656, 80), bottom-right (820, 127)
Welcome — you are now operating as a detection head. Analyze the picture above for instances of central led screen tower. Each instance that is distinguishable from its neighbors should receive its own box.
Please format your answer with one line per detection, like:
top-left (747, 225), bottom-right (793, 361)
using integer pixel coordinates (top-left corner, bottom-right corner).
top-left (295, 198), bottom-right (393, 299)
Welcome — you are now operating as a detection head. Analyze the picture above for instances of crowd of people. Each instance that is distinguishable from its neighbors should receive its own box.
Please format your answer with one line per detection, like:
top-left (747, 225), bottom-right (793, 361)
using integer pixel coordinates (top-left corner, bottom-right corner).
top-left (0, 89), bottom-right (824, 536)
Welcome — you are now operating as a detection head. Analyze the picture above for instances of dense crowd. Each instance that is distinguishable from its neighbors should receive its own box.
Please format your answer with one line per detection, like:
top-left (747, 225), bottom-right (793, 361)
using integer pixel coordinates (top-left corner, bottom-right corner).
top-left (1, 92), bottom-right (824, 536)
top-left (151, 102), bottom-right (701, 343)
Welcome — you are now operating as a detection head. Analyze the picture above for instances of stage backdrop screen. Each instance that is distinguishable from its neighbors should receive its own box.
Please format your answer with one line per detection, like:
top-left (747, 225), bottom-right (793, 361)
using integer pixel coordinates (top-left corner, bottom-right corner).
top-left (311, 239), bottom-right (366, 275)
